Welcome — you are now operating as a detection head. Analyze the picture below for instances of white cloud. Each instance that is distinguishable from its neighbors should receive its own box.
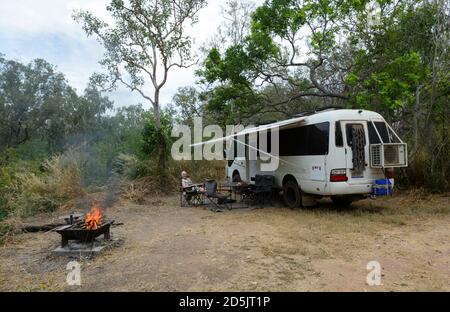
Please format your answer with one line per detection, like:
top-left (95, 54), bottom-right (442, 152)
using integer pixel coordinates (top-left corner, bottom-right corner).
top-left (0, 0), bottom-right (248, 110)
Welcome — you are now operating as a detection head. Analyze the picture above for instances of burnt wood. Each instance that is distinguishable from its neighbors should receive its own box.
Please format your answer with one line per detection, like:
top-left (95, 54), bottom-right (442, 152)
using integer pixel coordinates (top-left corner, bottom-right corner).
top-left (22, 223), bottom-right (66, 233)
top-left (55, 220), bottom-right (114, 247)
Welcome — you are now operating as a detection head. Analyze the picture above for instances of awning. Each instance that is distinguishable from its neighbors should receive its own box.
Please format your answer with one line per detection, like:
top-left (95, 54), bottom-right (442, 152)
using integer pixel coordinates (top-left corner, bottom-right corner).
top-left (190, 116), bottom-right (307, 147)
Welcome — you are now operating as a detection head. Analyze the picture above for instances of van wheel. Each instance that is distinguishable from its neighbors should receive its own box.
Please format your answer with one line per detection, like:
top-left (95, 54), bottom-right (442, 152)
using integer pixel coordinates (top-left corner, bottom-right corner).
top-left (232, 172), bottom-right (241, 182)
top-left (283, 180), bottom-right (302, 208)
top-left (331, 196), bottom-right (353, 206)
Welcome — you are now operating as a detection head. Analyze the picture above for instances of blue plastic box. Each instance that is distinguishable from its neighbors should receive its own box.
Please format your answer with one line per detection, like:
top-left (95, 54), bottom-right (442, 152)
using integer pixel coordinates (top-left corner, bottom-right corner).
top-left (373, 179), bottom-right (392, 196)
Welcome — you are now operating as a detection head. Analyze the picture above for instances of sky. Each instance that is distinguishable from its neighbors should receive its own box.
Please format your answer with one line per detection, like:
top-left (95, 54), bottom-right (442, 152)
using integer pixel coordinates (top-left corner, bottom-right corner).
top-left (0, 0), bottom-right (237, 110)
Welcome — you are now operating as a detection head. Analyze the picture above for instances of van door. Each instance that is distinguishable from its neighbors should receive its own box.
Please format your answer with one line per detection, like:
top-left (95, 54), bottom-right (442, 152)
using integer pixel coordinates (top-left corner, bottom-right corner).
top-left (342, 121), bottom-right (371, 184)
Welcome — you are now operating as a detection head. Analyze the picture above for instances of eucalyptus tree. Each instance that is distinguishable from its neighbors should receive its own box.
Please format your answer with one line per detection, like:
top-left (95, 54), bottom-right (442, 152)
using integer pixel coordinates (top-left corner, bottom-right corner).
top-left (74, 0), bottom-right (206, 175)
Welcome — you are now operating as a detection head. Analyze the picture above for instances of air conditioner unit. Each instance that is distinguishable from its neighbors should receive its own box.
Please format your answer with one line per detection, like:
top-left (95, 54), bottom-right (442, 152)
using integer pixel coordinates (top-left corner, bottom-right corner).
top-left (370, 143), bottom-right (408, 168)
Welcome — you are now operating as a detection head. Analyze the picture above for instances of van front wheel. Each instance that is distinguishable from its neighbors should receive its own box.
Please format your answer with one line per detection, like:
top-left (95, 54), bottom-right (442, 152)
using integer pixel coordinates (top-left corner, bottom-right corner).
top-left (283, 180), bottom-right (302, 208)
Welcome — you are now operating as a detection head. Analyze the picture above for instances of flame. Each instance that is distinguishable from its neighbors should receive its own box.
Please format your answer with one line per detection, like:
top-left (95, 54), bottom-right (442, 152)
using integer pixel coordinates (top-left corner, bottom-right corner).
top-left (84, 201), bottom-right (102, 230)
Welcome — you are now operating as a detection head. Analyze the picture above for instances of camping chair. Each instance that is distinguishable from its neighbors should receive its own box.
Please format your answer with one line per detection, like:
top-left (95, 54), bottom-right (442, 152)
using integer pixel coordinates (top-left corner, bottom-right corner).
top-left (180, 180), bottom-right (204, 207)
top-left (204, 179), bottom-right (232, 212)
top-left (242, 175), bottom-right (274, 207)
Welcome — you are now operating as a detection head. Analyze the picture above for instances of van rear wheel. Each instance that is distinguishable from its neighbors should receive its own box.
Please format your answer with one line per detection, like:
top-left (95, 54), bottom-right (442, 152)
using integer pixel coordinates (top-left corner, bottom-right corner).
top-left (283, 180), bottom-right (302, 208)
top-left (232, 172), bottom-right (241, 182)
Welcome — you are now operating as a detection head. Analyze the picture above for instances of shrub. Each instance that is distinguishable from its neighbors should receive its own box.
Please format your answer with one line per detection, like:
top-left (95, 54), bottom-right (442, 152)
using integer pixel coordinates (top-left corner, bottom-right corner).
top-left (5, 149), bottom-right (85, 217)
top-left (121, 156), bottom-right (226, 203)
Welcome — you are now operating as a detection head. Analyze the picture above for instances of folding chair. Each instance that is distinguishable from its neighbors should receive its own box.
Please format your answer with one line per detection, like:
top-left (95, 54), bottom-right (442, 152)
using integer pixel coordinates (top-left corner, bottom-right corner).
top-left (204, 179), bottom-right (232, 212)
top-left (242, 175), bottom-right (274, 207)
top-left (180, 180), bottom-right (204, 207)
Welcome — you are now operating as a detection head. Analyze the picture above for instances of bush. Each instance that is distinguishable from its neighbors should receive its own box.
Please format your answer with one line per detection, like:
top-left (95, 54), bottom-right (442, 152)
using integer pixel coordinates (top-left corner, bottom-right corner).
top-left (400, 145), bottom-right (450, 192)
top-left (5, 149), bottom-right (85, 217)
top-left (122, 156), bottom-right (226, 201)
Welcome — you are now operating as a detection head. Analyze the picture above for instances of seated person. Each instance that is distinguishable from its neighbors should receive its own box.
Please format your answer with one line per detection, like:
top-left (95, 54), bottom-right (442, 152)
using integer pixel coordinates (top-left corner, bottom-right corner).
top-left (181, 171), bottom-right (205, 193)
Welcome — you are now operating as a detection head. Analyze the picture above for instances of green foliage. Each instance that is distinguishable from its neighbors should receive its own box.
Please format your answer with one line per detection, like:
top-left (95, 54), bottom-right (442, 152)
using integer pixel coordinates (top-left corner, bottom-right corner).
top-left (0, 54), bottom-right (150, 219)
top-left (0, 56), bottom-right (113, 153)
top-left (172, 86), bottom-right (203, 125)
top-left (251, 0), bottom-right (306, 37)
top-left (74, 0), bottom-right (206, 95)
top-left (141, 109), bottom-right (175, 158)
top-left (75, 0), bottom-right (207, 179)
top-left (0, 166), bottom-right (13, 221)
top-left (349, 52), bottom-right (421, 110)
top-left (197, 0), bottom-right (373, 123)
top-left (197, 0), bottom-right (449, 190)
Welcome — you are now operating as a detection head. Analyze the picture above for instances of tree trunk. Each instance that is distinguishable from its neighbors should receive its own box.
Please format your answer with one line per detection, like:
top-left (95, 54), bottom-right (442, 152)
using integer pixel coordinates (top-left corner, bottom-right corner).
top-left (153, 90), bottom-right (167, 190)
top-left (413, 85), bottom-right (421, 150)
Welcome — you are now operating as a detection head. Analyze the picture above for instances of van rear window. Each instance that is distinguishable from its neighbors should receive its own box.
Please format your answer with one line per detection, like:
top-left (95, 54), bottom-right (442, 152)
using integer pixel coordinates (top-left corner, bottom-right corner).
top-left (368, 121), bottom-right (390, 144)
top-left (346, 123), bottom-right (366, 147)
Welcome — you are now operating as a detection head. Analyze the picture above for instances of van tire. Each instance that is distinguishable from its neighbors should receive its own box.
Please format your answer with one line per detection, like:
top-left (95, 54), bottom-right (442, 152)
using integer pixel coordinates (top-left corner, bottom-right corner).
top-left (331, 196), bottom-right (353, 206)
top-left (283, 180), bottom-right (302, 208)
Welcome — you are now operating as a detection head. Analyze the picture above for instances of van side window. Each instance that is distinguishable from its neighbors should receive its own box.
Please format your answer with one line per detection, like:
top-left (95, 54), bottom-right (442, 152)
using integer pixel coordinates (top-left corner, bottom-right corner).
top-left (335, 121), bottom-right (343, 147)
top-left (278, 122), bottom-right (329, 156)
top-left (368, 121), bottom-right (390, 144)
top-left (308, 122), bottom-right (329, 155)
top-left (279, 126), bottom-right (307, 156)
top-left (257, 131), bottom-right (271, 156)
top-left (233, 135), bottom-right (246, 158)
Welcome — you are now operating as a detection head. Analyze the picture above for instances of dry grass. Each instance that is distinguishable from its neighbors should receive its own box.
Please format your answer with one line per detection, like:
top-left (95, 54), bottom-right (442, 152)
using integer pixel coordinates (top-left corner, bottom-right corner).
top-left (172, 160), bottom-right (226, 183)
top-left (5, 149), bottom-right (86, 217)
top-left (0, 192), bottom-right (448, 291)
top-left (122, 159), bottom-right (226, 204)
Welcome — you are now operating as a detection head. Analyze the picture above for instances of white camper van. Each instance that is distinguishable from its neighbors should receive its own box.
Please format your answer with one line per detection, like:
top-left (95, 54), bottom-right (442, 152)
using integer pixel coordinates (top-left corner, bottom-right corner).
top-left (225, 109), bottom-right (408, 207)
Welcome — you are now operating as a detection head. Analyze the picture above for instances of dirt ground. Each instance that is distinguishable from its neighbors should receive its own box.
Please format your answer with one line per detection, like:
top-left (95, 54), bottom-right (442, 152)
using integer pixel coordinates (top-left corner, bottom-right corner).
top-left (0, 192), bottom-right (449, 291)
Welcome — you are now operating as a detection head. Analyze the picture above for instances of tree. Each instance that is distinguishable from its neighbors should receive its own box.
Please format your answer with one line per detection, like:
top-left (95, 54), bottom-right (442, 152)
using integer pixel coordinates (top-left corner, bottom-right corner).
top-left (0, 57), bottom-right (78, 152)
top-left (343, 0), bottom-right (449, 189)
top-left (196, 0), bottom-right (449, 189)
top-left (220, 0), bottom-right (256, 47)
top-left (172, 86), bottom-right (203, 125)
top-left (199, 0), bottom-right (255, 58)
top-left (198, 0), bottom-right (372, 124)
top-left (74, 0), bottom-right (206, 180)
top-left (0, 55), bottom-right (119, 158)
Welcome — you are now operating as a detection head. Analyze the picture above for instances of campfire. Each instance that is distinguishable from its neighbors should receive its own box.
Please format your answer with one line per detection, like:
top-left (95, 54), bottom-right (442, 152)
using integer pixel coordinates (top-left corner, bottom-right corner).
top-left (55, 200), bottom-right (114, 248)
top-left (84, 201), bottom-right (102, 230)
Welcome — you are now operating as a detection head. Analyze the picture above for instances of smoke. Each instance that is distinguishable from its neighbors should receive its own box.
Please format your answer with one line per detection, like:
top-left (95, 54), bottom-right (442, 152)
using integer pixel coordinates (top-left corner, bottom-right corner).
top-left (61, 131), bottom-right (125, 213)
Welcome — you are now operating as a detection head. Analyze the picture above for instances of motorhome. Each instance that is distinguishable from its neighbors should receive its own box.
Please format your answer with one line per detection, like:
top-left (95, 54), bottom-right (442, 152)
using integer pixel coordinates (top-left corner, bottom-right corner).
top-left (225, 109), bottom-right (408, 207)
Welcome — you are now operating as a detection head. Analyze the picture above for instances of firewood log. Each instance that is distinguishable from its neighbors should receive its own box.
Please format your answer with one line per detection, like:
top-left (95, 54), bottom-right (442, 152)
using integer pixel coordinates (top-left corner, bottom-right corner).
top-left (22, 223), bottom-right (66, 233)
